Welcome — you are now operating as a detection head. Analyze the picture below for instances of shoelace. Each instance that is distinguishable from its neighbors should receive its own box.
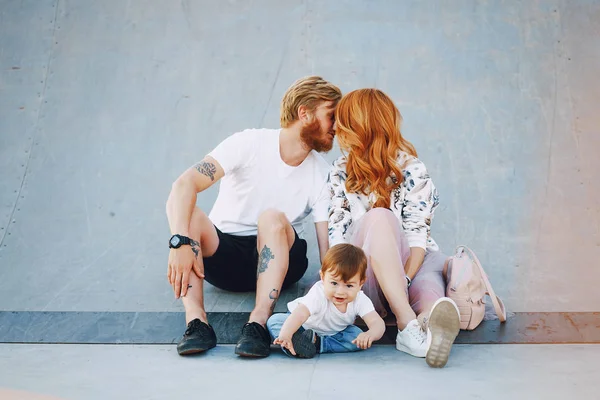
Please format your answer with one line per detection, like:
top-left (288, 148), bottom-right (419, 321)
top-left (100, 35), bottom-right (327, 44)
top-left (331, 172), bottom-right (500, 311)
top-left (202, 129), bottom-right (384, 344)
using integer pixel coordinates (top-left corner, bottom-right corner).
top-left (243, 323), bottom-right (267, 340)
top-left (409, 323), bottom-right (427, 344)
top-left (185, 319), bottom-right (210, 338)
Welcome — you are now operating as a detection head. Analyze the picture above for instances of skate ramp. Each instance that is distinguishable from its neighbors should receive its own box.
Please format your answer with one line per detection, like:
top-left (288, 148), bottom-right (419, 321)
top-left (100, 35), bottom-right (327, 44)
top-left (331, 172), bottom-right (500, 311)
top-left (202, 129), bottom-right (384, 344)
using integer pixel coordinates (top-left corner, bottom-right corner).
top-left (1, 0), bottom-right (599, 345)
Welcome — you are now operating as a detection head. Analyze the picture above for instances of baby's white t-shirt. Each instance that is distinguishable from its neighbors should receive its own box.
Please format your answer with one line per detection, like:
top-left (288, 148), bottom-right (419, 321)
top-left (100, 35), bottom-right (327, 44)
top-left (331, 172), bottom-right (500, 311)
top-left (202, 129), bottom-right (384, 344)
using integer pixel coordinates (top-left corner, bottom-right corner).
top-left (287, 281), bottom-right (375, 336)
top-left (207, 128), bottom-right (330, 237)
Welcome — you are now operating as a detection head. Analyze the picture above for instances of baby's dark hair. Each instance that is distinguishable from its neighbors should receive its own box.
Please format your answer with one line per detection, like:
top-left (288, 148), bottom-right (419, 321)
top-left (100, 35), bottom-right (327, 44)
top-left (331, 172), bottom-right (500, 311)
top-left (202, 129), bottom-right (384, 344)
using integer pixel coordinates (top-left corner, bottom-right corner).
top-left (320, 244), bottom-right (367, 282)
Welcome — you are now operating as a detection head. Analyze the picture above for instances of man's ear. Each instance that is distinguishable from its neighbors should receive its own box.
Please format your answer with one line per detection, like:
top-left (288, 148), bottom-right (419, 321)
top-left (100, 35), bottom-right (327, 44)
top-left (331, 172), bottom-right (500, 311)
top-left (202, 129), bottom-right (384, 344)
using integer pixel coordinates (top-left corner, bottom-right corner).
top-left (298, 105), bottom-right (313, 123)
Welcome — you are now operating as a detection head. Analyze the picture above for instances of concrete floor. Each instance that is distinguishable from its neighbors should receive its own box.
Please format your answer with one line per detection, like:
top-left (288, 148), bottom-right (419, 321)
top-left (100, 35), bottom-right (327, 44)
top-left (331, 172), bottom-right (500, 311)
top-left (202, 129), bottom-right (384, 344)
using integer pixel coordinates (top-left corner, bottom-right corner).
top-left (1, 344), bottom-right (599, 400)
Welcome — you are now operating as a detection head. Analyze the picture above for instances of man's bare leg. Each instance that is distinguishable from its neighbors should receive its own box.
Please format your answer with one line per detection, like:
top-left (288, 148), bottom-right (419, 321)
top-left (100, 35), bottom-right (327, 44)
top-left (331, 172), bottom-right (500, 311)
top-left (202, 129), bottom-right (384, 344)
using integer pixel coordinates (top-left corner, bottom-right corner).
top-left (175, 207), bottom-right (220, 356)
top-left (235, 209), bottom-right (295, 357)
top-left (180, 207), bottom-right (220, 323)
top-left (251, 209), bottom-right (296, 325)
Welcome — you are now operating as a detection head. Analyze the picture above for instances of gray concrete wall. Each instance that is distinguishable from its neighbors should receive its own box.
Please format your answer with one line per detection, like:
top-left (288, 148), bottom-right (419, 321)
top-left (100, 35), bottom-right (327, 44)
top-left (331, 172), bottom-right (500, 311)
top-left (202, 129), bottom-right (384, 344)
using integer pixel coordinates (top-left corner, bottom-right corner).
top-left (1, 0), bottom-right (598, 313)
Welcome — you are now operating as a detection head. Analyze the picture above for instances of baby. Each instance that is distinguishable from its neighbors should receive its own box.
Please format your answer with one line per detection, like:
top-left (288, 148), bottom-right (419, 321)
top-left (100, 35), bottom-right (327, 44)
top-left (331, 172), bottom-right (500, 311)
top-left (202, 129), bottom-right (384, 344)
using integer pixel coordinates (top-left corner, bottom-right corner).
top-left (267, 243), bottom-right (385, 358)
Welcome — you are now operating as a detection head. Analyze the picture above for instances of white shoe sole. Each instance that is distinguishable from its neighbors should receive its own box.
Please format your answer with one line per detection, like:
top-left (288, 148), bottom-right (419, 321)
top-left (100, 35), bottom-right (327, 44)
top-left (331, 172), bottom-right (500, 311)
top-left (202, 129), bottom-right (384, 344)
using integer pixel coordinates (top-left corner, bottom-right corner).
top-left (395, 341), bottom-right (427, 358)
top-left (426, 298), bottom-right (460, 368)
top-left (395, 320), bottom-right (427, 358)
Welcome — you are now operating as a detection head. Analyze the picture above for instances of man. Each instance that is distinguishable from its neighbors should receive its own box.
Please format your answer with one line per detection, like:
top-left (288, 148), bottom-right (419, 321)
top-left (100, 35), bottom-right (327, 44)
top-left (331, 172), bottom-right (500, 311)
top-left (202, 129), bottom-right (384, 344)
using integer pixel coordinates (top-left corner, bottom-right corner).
top-left (166, 76), bottom-right (341, 357)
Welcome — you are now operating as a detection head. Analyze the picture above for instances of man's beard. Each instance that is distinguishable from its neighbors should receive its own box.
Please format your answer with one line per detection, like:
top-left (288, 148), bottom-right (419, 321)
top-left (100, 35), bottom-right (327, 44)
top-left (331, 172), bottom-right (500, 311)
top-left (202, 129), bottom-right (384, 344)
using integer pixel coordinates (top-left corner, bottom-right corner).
top-left (300, 120), bottom-right (333, 153)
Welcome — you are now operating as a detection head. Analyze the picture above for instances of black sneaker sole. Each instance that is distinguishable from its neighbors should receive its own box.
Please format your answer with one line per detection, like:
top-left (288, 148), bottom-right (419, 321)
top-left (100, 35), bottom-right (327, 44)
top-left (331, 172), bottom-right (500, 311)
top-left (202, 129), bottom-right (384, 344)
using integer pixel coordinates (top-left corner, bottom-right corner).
top-left (234, 345), bottom-right (270, 358)
top-left (291, 329), bottom-right (317, 359)
top-left (177, 341), bottom-right (216, 356)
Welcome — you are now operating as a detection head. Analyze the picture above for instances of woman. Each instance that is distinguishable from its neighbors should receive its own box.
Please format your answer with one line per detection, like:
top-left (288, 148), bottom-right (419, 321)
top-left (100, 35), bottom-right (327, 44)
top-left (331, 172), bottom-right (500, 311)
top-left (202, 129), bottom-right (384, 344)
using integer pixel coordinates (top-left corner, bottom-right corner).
top-left (327, 89), bottom-right (461, 368)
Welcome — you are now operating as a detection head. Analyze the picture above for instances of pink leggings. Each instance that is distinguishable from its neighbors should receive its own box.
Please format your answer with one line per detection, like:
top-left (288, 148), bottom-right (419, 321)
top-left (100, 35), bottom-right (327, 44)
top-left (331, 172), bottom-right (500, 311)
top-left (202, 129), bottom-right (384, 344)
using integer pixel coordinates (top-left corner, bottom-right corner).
top-left (350, 208), bottom-right (448, 318)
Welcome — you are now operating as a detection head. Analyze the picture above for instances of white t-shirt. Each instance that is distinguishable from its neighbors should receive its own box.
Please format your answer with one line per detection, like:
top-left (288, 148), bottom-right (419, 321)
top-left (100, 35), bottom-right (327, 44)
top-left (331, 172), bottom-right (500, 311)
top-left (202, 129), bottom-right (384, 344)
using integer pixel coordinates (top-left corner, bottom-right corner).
top-left (287, 281), bottom-right (375, 336)
top-left (207, 128), bottom-right (330, 237)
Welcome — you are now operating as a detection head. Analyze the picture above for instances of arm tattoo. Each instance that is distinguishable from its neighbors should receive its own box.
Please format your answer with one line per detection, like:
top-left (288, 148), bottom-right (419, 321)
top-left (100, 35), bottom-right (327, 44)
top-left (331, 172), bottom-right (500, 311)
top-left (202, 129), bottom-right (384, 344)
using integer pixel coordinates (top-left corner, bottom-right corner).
top-left (190, 238), bottom-right (200, 258)
top-left (269, 289), bottom-right (279, 314)
top-left (194, 161), bottom-right (217, 181)
top-left (256, 245), bottom-right (274, 278)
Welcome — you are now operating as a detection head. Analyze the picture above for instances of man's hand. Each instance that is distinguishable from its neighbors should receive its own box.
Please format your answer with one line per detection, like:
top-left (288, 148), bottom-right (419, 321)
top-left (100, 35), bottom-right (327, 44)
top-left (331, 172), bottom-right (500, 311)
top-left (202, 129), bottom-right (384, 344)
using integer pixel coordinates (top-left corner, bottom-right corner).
top-left (352, 332), bottom-right (374, 350)
top-left (167, 245), bottom-right (204, 298)
top-left (273, 336), bottom-right (296, 356)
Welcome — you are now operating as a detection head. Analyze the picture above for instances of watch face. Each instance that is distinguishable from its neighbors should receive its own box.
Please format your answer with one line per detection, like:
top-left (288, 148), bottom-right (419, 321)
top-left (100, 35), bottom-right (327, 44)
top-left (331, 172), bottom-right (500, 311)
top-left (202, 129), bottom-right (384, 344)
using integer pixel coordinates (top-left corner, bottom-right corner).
top-left (170, 236), bottom-right (181, 247)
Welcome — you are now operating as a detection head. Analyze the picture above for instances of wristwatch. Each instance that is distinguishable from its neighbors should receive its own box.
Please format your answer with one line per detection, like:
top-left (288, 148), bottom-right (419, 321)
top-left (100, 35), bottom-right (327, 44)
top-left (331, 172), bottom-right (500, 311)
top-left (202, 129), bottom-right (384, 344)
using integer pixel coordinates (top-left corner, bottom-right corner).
top-left (169, 234), bottom-right (192, 249)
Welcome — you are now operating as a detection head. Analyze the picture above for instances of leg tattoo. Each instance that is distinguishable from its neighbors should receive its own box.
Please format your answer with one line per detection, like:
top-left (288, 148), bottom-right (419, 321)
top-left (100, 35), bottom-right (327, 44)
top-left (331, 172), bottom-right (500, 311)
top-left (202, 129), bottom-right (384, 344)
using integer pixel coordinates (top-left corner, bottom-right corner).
top-left (269, 289), bottom-right (279, 314)
top-left (257, 245), bottom-right (275, 278)
top-left (190, 239), bottom-right (200, 258)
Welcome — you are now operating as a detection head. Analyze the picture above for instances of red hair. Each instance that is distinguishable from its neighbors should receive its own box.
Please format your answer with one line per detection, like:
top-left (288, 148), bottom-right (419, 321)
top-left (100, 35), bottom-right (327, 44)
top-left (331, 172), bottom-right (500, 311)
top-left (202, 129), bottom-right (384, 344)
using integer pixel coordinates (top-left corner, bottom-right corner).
top-left (321, 244), bottom-right (367, 282)
top-left (335, 89), bottom-right (417, 208)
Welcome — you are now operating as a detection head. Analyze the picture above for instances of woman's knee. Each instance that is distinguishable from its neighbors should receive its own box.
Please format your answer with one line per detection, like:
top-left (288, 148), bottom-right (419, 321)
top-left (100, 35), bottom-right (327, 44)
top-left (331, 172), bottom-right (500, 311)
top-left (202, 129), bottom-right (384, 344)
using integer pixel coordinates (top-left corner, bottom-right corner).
top-left (357, 208), bottom-right (406, 246)
top-left (362, 208), bottom-right (401, 233)
top-left (363, 207), bottom-right (396, 222)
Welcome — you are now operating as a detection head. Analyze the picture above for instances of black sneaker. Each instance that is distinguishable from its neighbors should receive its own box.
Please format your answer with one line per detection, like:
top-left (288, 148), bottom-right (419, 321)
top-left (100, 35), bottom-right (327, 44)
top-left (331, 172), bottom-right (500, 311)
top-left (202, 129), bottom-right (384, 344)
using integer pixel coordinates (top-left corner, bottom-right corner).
top-left (281, 329), bottom-right (318, 359)
top-left (234, 322), bottom-right (271, 357)
top-left (177, 319), bottom-right (217, 356)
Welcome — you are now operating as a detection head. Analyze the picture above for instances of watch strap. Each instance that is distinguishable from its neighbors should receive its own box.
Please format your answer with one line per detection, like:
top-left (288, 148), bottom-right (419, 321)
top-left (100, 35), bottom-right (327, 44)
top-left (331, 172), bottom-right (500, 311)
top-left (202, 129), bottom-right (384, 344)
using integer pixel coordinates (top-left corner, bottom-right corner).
top-left (178, 235), bottom-right (191, 246)
top-left (169, 234), bottom-right (192, 248)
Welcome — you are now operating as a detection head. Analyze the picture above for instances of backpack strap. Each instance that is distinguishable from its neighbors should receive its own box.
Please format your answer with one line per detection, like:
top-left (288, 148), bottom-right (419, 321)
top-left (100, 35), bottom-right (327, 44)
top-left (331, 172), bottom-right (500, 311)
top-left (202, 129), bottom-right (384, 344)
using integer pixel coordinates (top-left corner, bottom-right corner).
top-left (456, 246), bottom-right (507, 322)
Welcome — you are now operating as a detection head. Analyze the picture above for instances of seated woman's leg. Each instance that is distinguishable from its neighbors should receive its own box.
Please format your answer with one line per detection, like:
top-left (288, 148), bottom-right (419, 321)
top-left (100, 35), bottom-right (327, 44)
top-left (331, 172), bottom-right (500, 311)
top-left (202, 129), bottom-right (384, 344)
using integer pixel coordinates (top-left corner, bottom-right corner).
top-left (410, 251), bottom-right (461, 368)
top-left (350, 208), bottom-right (415, 330)
top-left (409, 250), bottom-right (448, 322)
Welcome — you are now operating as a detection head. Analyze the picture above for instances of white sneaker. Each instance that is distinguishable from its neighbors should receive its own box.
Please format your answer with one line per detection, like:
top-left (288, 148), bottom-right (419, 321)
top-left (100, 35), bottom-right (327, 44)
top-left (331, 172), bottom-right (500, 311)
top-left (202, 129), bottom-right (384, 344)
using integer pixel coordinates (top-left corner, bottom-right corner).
top-left (425, 297), bottom-right (461, 368)
top-left (395, 319), bottom-right (428, 357)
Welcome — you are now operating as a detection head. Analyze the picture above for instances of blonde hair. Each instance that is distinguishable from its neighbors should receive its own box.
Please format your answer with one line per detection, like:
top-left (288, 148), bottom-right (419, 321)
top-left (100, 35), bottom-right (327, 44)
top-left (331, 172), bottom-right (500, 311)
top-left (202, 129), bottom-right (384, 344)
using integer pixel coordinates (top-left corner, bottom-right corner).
top-left (335, 89), bottom-right (418, 208)
top-left (280, 76), bottom-right (342, 128)
top-left (321, 244), bottom-right (368, 282)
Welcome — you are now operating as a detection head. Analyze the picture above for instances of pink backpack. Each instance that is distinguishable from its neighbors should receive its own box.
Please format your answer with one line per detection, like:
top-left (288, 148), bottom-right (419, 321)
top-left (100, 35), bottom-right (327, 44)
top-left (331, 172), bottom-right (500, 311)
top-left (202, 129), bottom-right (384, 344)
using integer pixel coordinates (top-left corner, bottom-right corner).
top-left (446, 245), bottom-right (507, 330)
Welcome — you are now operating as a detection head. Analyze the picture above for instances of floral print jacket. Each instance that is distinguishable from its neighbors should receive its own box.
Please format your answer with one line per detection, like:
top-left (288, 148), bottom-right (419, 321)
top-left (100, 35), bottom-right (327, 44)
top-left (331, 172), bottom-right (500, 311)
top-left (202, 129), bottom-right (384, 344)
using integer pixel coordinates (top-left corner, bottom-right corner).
top-left (328, 151), bottom-right (440, 251)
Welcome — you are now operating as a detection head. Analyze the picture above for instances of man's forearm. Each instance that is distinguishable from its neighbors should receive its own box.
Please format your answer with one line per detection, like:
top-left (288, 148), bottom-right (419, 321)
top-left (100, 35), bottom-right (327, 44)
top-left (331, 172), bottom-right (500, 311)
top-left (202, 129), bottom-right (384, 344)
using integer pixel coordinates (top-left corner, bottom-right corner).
top-left (166, 179), bottom-right (198, 236)
top-left (404, 247), bottom-right (426, 280)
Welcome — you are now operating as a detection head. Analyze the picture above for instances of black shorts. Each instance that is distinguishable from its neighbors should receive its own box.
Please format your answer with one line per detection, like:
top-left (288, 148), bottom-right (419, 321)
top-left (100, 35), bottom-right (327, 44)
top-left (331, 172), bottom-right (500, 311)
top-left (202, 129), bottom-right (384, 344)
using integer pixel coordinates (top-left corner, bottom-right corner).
top-left (203, 226), bottom-right (308, 292)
